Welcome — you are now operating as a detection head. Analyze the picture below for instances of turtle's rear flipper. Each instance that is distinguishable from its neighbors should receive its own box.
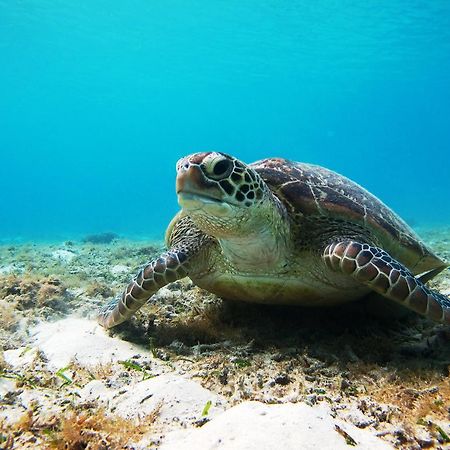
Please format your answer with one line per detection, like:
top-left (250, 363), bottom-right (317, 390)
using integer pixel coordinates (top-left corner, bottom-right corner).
top-left (323, 241), bottom-right (450, 324)
top-left (417, 266), bottom-right (447, 284)
top-left (97, 249), bottom-right (191, 329)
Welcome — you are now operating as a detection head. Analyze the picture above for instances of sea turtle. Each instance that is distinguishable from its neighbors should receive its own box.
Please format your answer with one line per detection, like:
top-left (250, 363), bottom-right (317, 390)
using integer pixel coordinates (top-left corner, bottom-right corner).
top-left (98, 152), bottom-right (449, 328)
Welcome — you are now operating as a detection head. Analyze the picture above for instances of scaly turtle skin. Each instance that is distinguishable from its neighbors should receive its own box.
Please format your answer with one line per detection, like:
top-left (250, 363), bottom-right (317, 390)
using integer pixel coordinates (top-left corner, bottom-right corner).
top-left (98, 152), bottom-right (449, 328)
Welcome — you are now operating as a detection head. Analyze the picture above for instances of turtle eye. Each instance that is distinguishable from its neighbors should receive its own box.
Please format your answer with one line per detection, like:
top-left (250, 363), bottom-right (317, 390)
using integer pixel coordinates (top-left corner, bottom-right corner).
top-left (205, 157), bottom-right (233, 180)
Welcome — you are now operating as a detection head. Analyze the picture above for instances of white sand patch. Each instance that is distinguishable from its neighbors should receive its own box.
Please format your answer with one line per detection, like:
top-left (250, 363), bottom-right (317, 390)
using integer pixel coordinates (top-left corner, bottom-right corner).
top-left (113, 374), bottom-right (226, 423)
top-left (79, 374), bottom-right (227, 425)
top-left (4, 346), bottom-right (39, 368)
top-left (0, 407), bottom-right (24, 428)
top-left (0, 264), bottom-right (17, 274)
top-left (51, 249), bottom-right (76, 263)
top-left (0, 378), bottom-right (16, 400)
top-left (110, 264), bottom-right (131, 275)
top-left (77, 379), bottom-right (116, 405)
top-left (28, 318), bottom-right (155, 370)
top-left (161, 401), bottom-right (393, 450)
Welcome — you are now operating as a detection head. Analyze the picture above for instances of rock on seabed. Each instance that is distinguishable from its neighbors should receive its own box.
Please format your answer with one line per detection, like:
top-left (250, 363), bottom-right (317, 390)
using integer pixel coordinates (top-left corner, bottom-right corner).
top-left (161, 401), bottom-right (392, 450)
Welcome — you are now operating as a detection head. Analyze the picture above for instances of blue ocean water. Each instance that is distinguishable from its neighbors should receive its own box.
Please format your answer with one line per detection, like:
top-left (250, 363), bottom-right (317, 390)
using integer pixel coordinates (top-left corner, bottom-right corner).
top-left (1, 1), bottom-right (449, 242)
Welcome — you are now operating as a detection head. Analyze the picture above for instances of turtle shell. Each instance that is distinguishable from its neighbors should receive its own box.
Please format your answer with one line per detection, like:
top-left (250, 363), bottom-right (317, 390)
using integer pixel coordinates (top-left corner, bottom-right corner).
top-left (252, 158), bottom-right (446, 276)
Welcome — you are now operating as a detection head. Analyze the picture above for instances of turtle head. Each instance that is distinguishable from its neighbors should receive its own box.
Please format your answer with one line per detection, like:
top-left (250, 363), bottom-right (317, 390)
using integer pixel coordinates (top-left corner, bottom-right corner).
top-left (176, 152), bottom-right (270, 238)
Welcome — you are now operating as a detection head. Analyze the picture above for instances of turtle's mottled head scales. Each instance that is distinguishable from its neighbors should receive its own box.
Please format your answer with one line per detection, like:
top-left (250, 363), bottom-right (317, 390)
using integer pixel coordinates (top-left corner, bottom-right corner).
top-left (175, 152), bottom-right (272, 239)
top-left (176, 152), bottom-right (265, 209)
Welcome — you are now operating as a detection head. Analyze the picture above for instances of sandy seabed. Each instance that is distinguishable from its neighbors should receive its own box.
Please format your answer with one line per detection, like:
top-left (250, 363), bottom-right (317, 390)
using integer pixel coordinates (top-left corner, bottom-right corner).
top-left (0, 227), bottom-right (449, 449)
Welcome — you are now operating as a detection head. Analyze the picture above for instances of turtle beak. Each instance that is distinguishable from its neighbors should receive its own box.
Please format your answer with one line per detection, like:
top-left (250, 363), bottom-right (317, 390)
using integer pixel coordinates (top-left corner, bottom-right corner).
top-left (175, 157), bottom-right (205, 196)
top-left (176, 155), bottom-right (231, 215)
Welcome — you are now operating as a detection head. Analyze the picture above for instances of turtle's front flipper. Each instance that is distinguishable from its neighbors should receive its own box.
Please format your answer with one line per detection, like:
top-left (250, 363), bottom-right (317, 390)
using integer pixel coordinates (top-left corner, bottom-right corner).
top-left (97, 216), bottom-right (212, 329)
top-left (323, 241), bottom-right (450, 324)
top-left (97, 249), bottom-right (192, 328)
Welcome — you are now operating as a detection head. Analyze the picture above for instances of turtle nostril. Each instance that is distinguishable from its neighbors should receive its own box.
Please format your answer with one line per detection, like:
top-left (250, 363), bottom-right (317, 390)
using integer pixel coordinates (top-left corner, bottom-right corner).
top-left (178, 161), bottom-right (190, 172)
top-left (176, 158), bottom-right (191, 173)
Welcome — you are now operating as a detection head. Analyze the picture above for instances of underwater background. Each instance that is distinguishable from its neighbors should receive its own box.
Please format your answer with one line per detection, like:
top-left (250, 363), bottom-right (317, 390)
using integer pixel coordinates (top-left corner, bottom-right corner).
top-left (1, 0), bottom-right (450, 242)
top-left (2, 3), bottom-right (450, 448)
